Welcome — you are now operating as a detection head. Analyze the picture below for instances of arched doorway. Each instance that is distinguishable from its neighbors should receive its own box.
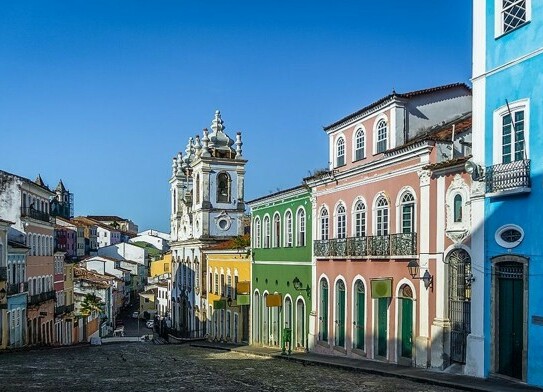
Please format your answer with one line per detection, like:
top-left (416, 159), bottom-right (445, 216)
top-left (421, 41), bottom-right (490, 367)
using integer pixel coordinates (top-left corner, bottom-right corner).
top-left (253, 292), bottom-right (260, 344)
top-left (296, 298), bottom-right (305, 349)
top-left (262, 293), bottom-right (269, 345)
top-left (335, 280), bottom-right (346, 347)
top-left (493, 258), bottom-right (526, 380)
top-left (398, 284), bottom-right (414, 363)
top-left (448, 249), bottom-right (472, 364)
top-left (353, 280), bottom-right (365, 351)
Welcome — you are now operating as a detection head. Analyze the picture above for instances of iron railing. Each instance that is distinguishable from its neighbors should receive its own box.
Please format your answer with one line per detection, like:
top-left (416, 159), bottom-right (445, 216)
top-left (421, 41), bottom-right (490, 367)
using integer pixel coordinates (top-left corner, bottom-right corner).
top-left (0, 267), bottom-right (6, 281)
top-left (66, 303), bottom-right (75, 313)
top-left (7, 282), bottom-right (28, 295)
top-left (55, 305), bottom-right (67, 316)
top-left (486, 159), bottom-right (530, 193)
top-left (314, 233), bottom-right (417, 258)
top-left (21, 207), bottom-right (51, 223)
top-left (28, 290), bottom-right (56, 305)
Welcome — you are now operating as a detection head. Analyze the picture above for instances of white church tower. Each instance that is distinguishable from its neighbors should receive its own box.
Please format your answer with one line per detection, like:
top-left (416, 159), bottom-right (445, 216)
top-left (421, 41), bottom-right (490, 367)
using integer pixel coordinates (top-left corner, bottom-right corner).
top-left (169, 110), bottom-right (247, 337)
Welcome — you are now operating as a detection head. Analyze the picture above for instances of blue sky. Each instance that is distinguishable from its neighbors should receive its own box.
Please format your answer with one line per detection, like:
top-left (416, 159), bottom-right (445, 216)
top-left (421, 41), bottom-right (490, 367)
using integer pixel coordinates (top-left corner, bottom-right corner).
top-left (0, 1), bottom-right (472, 232)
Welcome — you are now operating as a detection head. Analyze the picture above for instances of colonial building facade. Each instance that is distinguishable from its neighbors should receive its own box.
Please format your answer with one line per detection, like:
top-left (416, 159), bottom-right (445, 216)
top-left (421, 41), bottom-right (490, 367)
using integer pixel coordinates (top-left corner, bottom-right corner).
top-left (169, 110), bottom-right (246, 338)
top-left (306, 84), bottom-right (473, 368)
top-left (470, 0), bottom-right (543, 386)
top-left (249, 186), bottom-right (312, 351)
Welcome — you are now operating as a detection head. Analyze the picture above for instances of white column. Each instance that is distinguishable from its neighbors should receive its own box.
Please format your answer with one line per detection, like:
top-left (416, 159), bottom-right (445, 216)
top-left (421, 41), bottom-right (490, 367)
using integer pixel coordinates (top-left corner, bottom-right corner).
top-left (431, 175), bottom-right (450, 368)
top-left (308, 193), bottom-right (318, 351)
top-left (417, 169), bottom-right (431, 368)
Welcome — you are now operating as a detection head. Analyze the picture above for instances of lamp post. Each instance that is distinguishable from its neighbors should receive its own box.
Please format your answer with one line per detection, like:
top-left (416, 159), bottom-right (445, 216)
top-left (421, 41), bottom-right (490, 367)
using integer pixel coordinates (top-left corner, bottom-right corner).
top-left (407, 260), bottom-right (433, 290)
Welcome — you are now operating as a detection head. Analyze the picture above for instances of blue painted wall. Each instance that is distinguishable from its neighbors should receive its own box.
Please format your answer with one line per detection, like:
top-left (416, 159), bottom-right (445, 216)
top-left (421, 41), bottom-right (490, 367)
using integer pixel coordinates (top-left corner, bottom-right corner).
top-left (483, 1), bottom-right (543, 386)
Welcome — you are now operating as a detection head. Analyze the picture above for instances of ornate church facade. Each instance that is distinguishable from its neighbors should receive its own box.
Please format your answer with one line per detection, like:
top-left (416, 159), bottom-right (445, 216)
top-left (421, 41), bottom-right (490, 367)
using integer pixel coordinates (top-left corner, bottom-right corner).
top-left (168, 111), bottom-right (247, 338)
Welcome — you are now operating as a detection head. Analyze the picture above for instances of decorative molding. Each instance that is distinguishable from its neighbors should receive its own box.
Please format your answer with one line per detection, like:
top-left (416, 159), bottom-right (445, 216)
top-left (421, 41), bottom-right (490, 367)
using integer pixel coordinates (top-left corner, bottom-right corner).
top-left (445, 174), bottom-right (471, 244)
top-left (417, 169), bottom-right (432, 187)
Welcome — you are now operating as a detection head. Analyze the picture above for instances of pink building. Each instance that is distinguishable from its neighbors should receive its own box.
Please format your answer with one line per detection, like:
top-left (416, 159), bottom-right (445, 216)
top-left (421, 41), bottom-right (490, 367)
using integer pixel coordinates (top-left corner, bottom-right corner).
top-left (307, 84), bottom-right (474, 370)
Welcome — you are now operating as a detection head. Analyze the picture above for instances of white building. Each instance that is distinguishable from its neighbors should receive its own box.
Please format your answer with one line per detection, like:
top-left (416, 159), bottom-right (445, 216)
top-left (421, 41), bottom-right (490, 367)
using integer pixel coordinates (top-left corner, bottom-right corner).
top-left (169, 110), bottom-right (247, 338)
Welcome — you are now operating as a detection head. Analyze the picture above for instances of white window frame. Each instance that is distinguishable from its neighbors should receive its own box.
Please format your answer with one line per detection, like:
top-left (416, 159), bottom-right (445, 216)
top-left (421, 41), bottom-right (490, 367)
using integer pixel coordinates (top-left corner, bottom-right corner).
top-left (374, 195), bottom-right (389, 236)
top-left (492, 98), bottom-right (530, 164)
top-left (336, 136), bottom-right (346, 167)
top-left (273, 213), bottom-right (281, 248)
top-left (253, 217), bottom-right (261, 248)
top-left (353, 127), bottom-right (366, 161)
top-left (495, 224), bottom-right (524, 248)
top-left (335, 204), bottom-right (346, 239)
top-left (373, 115), bottom-right (389, 154)
top-left (296, 207), bottom-right (306, 247)
top-left (320, 207), bottom-right (329, 240)
top-left (284, 210), bottom-right (293, 247)
top-left (495, 0), bottom-right (531, 37)
top-left (263, 215), bottom-right (271, 248)
top-left (352, 199), bottom-right (366, 238)
top-left (398, 192), bottom-right (416, 234)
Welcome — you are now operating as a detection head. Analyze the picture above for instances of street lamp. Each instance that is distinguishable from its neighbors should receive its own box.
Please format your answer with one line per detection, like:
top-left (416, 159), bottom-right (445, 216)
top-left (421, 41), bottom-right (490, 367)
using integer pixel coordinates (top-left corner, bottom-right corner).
top-left (464, 159), bottom-right (484, 181)
top-left (407, 260), bottom-right (433, 290)
top-left (292, 277), bottom-right (311, 299)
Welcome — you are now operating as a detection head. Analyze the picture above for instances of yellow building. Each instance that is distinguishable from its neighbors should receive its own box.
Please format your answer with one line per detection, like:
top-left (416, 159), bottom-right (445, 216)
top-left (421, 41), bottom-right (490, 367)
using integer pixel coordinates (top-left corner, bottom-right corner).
top-left (150, 252), bottom-right (171, 278)
top-left (204, 237), bottom-right (251, 343)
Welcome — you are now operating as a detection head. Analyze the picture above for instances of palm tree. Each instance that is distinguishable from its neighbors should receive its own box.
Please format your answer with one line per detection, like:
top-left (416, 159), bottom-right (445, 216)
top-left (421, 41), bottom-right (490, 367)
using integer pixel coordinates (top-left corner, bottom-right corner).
top-left (79, 293), bottom-right (105, 317)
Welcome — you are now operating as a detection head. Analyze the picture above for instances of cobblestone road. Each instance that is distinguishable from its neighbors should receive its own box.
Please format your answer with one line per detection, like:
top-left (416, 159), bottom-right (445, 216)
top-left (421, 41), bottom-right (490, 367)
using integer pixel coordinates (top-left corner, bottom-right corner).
top-left (0, 343), bottom-right (463, 392)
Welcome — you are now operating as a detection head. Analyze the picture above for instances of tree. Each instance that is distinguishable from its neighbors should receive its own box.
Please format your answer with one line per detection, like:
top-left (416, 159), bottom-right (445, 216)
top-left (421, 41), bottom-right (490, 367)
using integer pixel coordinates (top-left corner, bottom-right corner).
top-left (79, 293), bottom-right (105, 317)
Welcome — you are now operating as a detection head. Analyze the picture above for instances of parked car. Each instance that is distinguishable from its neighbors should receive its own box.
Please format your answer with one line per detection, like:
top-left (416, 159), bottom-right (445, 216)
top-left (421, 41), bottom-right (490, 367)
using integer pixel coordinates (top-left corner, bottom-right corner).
top-left (146, 320), bottom-right (154, 329)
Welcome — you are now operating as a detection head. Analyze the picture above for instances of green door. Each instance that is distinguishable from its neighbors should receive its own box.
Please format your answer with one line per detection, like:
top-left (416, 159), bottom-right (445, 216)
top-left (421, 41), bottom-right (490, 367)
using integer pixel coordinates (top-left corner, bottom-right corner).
top-left (337, 282), bottom-right (345, 347)
top-left (401, 298), bottom-right (413, 358)
top-left (355, 282), bottom-right (365, 350)
top-left (377, 297), bottom-right (388, 357)
top-left (320, 281), bottom-right (328, 341)
top-left (498, 265), bottom-right (523, 379)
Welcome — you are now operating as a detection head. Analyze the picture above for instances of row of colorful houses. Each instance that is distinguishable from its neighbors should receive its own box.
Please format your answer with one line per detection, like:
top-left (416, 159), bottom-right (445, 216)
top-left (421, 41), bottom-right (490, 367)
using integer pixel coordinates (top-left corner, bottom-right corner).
top-left (0, 170), bottom-right (148, 348)
top-left (166, 1), bottom-right (543, 386)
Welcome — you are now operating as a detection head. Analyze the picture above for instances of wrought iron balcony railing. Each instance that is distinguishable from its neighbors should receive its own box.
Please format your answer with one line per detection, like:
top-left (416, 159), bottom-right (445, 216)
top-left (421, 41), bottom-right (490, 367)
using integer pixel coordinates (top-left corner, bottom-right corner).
top-left (7, 281), bottom-right (29, 295)
top-left (21, 207), bottom-right (51, 223)
top-left (314, 233), bottom-right (417, 258)
top-left (55, 305), bottom-right (67, 316)
top-left (66, 303), bottom-right (75, 313)
top-left (0, 267), bottom-right (6, 281)
top-left (28, 290), bottom-right (56, 305)
top-left (486, 159), bottom-right (530, 194)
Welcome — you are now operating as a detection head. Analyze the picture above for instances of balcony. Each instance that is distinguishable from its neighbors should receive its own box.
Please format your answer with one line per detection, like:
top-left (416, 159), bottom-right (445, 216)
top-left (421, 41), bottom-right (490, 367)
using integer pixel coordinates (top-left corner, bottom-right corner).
top-left (55, 305), bottom-right (67, 316)
top-left (7, 281), bottom-right (29, 296)
top-left (21, 207), bottom-right (51, 223)
top-left (28, 290), bottom-right (56, 305)
top-left (0, 266), bottom-right (6, 281)
top-left (486, 159), bottom-right (531, 195)
top-left (314, 233), bottom-right (417, 258)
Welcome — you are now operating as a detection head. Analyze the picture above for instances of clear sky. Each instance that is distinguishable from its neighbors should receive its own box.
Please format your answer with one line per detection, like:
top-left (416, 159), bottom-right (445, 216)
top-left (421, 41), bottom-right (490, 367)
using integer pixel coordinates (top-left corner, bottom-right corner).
top-left (0, 1), bottom-right (472, 233)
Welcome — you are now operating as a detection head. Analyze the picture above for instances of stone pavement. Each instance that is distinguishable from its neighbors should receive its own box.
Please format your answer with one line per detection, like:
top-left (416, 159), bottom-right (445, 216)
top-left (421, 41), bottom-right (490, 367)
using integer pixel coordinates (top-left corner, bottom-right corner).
top-left (190, 341), bottom-right (543, 392)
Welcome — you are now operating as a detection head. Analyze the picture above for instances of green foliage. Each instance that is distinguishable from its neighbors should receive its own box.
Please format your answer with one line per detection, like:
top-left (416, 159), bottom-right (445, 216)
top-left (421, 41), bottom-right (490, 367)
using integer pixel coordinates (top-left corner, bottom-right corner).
top-left (79, 293), bottom-right (105, 317)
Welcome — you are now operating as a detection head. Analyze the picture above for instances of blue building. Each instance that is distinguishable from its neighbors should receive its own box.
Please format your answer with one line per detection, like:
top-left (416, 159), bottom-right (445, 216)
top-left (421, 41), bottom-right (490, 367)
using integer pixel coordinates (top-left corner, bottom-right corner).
top-left (470, 0), bottom-right (543, 386)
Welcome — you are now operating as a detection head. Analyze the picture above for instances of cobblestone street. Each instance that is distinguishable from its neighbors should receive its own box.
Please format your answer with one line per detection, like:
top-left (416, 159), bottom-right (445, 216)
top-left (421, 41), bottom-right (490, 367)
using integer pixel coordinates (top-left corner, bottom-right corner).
top-left (0, 343), bottom-right (463, 392)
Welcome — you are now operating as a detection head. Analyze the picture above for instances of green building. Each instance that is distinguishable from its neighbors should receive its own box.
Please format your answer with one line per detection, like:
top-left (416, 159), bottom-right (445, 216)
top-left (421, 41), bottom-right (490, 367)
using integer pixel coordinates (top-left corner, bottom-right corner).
top-left (248, 185), bottom-right (312, 351)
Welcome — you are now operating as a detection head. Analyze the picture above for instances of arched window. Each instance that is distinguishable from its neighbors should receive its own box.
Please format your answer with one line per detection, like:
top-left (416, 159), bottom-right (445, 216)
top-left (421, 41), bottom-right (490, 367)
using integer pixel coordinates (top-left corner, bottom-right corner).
top-left (285, 211), bottom-right (293, 247)
top-left (355, 129), bottom-right (365, 161)
top-left (336, 137), bottom-right (345, 167)
top-left (336, 204), bottom-right (346, 239)
top-left (296, 208), bottom-right (306, 247)
top-left (454, 194), bottom-right (463, 223)
top-left (320, 208), bottom-right (329, 240)
top-left (353, 201), bottom-right (366, 237)
top-left (376, 196), bottom-right (389, 236)
top-left (263, 216), bottom-right (270, 248)
top-left (319, 279), bottom-right (329, 341)
top-left (217, 172), bottom-right (231, 203)
top-left (195, 174), bottom-right (200, 204)
top-left (376, 120), bottom-right (388, 153)
top-left (400, 192), bottom-right (415, 234)
top-left (273, 213), bottom-right (281, 248)
top-left (254, 217), bottom-right (261, 248)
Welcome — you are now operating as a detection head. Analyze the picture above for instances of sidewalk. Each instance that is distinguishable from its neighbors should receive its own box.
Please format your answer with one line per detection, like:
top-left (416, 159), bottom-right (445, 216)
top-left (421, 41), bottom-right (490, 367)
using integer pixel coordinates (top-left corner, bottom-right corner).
top-left (190, 342), bottom-right (542, 392)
